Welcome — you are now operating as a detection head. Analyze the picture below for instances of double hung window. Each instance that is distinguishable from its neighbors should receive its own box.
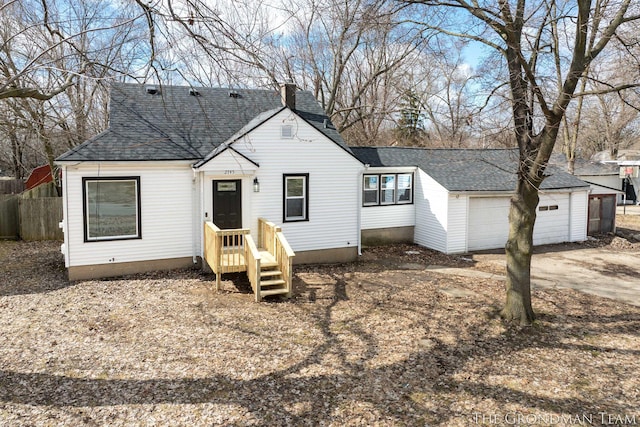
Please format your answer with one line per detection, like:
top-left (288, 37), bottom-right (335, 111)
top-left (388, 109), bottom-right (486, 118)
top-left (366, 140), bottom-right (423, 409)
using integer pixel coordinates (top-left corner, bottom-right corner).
top-left (284, 174), bottom-right (308, 222)
top-left (363, 173), bottom-right (412, 206)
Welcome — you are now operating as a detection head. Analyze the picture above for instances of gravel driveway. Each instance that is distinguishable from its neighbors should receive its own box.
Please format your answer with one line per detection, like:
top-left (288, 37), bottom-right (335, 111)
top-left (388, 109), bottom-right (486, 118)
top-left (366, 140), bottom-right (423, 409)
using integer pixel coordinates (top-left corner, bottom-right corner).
top-left (1, 241), bottom-right (639, 426)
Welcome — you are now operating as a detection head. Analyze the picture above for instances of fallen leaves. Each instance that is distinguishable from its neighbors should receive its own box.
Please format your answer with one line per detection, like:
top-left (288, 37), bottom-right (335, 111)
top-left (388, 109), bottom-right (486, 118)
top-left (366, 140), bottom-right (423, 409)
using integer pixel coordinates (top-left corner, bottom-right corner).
top-left (0, 240), bottom-right (638, 426)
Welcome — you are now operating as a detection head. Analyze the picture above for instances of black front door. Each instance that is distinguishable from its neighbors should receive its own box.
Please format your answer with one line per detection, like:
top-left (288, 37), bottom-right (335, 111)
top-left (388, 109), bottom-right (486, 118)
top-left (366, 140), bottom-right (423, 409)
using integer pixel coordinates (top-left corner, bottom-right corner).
top-left (213, 180), bottom-right (242, 229)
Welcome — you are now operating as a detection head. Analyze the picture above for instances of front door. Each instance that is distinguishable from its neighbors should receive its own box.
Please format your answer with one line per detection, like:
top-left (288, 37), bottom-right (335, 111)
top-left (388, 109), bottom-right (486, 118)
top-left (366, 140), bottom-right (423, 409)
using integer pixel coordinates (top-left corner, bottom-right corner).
top-left (213, 180), bottom-right (242, 229)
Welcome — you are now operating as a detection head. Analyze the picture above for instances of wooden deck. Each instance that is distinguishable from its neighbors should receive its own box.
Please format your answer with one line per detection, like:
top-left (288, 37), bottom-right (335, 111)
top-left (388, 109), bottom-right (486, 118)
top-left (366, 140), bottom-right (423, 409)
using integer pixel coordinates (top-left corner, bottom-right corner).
top-left (204, 219), bottom-right (295, 301)
top-left (219, 249), bottom-right (277, 271)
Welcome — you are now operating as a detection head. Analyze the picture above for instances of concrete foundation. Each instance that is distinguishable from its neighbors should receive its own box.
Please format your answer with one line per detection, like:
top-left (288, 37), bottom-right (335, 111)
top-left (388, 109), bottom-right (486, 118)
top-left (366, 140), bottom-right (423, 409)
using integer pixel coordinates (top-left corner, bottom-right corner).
top-left (68, 257), bottom-right (200, 281)
top-left (361, 226), bottom-right (414, 246)
top-left (293, 246), bottom-right (358, 265)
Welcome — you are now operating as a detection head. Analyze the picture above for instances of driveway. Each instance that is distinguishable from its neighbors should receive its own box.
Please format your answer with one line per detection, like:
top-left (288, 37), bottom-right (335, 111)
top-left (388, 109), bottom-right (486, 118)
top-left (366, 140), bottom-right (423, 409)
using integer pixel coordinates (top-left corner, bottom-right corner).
top-left (473, 247), bottom-right (640, 306)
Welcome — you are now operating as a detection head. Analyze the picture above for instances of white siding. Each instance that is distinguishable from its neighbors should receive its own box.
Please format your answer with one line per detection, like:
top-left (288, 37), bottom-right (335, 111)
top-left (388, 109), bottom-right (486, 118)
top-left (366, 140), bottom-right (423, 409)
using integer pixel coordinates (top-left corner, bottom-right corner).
top-left (228, 109), bottom-right (363, 253)
top-left (413, 170), bottom-right (448, 253)
top-left (580, 175), bottom-right (621, 192)
top-left (360, 167), bottom-right (416, 230)
top-left (64, 163), bottom-right (195, 267)
top-left (570, 190), bottom-right (588, 242)
top-left (582, 174), bottom-right (624, 203)
top-left (361, 205), bottom-right (415, 229)
top-left (197, 149), bottom-right (258, 175)
top-left (447, 195), bottom-right (468, 253)
top-left (468, 197), bottom-right (510, 251)
top-left (533, 193), bottom-right (570, 245)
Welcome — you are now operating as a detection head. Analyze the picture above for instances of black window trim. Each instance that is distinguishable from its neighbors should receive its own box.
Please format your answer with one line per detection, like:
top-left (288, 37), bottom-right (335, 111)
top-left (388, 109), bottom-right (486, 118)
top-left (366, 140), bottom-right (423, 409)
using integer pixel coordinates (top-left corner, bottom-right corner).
top-left (362, 172), bottom-right (413, 207)
top-left (283, 173), bottom-right (309, 223)
top-left (82, 176), bottom-right (142, 242)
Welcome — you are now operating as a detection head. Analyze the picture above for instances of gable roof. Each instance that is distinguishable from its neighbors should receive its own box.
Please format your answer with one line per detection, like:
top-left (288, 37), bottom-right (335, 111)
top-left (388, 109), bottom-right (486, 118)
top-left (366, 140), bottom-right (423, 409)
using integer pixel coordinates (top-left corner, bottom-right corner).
top-left (57, 83), bottom-right (350, 162)
top-left (350, 147), bottom-right (589, 192)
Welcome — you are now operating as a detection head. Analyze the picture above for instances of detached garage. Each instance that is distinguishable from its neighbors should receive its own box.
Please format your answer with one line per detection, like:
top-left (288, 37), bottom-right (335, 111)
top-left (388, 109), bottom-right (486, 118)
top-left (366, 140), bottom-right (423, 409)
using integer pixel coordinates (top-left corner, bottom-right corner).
top-left (351, 147), bottom-right (590, 254)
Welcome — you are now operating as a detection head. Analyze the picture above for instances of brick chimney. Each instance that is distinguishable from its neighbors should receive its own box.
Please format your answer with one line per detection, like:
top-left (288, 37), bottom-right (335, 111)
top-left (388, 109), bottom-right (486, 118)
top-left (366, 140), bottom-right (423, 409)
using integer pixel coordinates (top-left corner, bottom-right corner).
top-left (280, 83), bottom-right (296, 110)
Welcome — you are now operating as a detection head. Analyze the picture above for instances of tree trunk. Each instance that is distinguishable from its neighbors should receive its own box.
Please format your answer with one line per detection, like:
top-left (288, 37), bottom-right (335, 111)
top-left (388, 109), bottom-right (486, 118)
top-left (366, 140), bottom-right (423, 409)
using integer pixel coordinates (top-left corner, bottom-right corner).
top-left (567, 157), bottom-right (575, 175)
top-left (502, 179), bottom-right (539, 325)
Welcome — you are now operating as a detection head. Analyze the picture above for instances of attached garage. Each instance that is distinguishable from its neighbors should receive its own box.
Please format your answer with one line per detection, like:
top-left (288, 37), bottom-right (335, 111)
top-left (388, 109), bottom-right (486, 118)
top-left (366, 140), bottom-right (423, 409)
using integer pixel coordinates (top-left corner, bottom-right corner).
top-left (467, 193), bottom-right (574, 251)
top-left (468, 197), bottom-right (510, 251)
top-left (534, 193), bottom-right (570, 244)
top-left (350, 147), bottom-right (590, 255)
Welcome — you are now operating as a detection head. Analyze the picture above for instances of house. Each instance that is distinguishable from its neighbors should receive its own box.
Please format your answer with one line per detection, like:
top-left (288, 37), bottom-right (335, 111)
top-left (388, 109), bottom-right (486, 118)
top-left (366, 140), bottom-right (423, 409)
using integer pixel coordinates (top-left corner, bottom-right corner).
top-left (549, 154), bottom-right (623, 234)
top-left (25, 164), bottom-right (54, 190)
top-left (352, 147), bottom-right (590, 252)
top-left (56, 83), bottom-right (591, 295)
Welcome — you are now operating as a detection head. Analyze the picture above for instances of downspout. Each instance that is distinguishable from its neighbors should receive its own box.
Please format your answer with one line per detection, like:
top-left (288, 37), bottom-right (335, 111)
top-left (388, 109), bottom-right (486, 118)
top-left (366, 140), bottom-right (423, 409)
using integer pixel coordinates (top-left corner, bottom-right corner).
top-left (191, 166), bottom-right (198, 265)
top-left (357, 165), bottom-right (366, 256)
top-left (61, 165), bottom-right (70, 267)
top-left (200, 168), bottom-right (206, 259)
top-left (567, 190), bottom-right (573, 242)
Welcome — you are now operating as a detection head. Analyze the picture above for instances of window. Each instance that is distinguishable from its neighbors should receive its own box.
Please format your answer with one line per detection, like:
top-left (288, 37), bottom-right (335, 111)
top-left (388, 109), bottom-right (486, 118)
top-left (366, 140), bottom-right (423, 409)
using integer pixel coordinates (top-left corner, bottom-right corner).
top-left (381, 175), bottom-right (396, 205)
top-left (284, 174), bottom-right (308, 222)
top-left (396, 173), bottom-right (413, 204)
top-left (363, 175), bottom-right (379, 205)
top-left (83, 177), bottom-right (141, 241)
top-left (363, 173), bottom-right (413, 206)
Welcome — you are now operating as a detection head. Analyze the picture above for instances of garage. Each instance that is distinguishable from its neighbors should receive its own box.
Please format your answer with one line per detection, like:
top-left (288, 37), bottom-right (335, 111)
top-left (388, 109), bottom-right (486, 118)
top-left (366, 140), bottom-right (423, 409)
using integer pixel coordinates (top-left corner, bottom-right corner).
top-left (468, 197), bottom-right (510, 251)
top-left (534, 193), bottom-right (570, 244)
top-left (467, 193), bottom-right (573, 251)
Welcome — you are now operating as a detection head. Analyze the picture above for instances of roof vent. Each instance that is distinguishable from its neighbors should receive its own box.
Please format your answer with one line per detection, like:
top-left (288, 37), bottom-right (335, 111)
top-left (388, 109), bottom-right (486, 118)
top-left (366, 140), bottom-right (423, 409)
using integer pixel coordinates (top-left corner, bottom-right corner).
top-left (145, 85), bottom-right (159, 95)
top-left (229, 91), bottom-right (241, 98)
top-left (189, 88), bottom-right (200, 96)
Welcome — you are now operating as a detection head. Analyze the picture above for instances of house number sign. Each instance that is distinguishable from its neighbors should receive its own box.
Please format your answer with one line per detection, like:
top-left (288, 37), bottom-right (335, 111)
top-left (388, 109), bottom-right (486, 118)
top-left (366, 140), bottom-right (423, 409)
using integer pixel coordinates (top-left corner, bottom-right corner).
top-left (224, 170), bottom-right (236, 175)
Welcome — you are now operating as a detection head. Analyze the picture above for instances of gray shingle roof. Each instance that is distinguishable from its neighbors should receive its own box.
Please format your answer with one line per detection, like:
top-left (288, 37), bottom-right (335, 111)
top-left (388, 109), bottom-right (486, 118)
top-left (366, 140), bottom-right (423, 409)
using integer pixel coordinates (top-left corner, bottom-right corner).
top-left (57, 83), bottom-right (350, 162)
top-left (549, 153), bottom-right (619, 176)
top-left (351, 147), bottom-right (589, 192)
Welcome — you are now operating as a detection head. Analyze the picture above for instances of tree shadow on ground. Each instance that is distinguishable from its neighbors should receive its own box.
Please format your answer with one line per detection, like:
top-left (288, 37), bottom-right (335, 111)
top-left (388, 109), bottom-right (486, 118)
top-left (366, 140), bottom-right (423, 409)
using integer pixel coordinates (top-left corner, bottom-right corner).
top-left (0, 241), bottom-right (70, 297)
top-left (0, 271), bottom-right (640, 425)
top-left (2, 245), bottom-right (638, 424)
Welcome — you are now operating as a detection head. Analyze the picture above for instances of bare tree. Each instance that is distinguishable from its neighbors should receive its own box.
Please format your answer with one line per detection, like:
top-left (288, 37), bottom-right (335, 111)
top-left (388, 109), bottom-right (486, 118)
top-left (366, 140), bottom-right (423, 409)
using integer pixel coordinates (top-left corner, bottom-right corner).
top-left (406, 0), bottom-right (640, 324)
top-left (0, 0), bottom-right (150, 178)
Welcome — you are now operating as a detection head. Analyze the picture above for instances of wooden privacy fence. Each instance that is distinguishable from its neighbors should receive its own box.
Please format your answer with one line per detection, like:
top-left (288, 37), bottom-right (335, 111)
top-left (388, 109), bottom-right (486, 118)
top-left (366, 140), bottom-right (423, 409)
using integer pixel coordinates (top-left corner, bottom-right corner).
top-left (0, 179), bottom-right (25, 195)
top-left (0, 196), bottom-right (63, 240)
top-left (0, 196), bottom-right (19, 239)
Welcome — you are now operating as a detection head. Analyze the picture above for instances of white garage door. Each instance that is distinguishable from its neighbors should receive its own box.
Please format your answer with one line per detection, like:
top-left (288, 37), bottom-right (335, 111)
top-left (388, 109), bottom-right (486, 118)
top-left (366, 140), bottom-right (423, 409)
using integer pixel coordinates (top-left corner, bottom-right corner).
top-left (468, 197), bottom-right (510, 251)
top-left (534, 194), bottom-right (570, 245)
top-left (468, 194), bottom-right (571, 251)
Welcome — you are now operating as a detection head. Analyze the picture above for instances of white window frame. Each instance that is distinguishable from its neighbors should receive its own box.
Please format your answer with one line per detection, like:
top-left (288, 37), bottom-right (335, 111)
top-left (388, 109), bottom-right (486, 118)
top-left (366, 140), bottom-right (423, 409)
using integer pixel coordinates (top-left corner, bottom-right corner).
top-left (284, 174), bottom-right (308, 222)
top-left (363, 175), bottom-right (379, 206)
top-left (362, 173), bottom-right (413, 207)
top-left (396, 173), bottom-right (413, 204)
top-left (380, 174), bottom-right (396, 205)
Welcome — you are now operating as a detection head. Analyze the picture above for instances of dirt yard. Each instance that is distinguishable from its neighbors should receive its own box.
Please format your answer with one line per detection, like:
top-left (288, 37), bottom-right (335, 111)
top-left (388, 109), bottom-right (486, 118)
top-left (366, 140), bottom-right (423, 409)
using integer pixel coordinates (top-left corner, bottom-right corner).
top-left (0, 221), bottom-right (639, 426)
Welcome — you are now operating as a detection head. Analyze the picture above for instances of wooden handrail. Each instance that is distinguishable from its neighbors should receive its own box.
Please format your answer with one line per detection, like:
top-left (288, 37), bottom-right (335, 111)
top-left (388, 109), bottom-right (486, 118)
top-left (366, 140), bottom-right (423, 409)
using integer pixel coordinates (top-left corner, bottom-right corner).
top-left (244, 235), bottom-right (262, 302)
top-left (258, 217), bottom-right (280, 252)
top-left (204, 221), bottom-right (250, 291)
top-left (274, 231), bottom-right (295, 297)
top-left (205, 219), bottom-right (294, 300)
top-left (257, 217), bottom-right (295, 297)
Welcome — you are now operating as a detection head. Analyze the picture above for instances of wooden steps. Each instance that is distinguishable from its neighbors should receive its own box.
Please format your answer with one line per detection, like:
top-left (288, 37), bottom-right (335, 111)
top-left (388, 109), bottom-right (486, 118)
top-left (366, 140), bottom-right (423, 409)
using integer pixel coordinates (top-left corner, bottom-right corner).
top-left (258, 251), bottom-right (288, 297)
top-left (204, 219), bottom-right (294, 302)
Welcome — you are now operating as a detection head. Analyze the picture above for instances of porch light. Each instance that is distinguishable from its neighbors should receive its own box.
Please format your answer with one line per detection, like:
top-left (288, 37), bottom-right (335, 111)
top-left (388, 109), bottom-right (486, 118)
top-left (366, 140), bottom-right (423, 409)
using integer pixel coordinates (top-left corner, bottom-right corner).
top-left (253, 177), bottom-right (260, 192)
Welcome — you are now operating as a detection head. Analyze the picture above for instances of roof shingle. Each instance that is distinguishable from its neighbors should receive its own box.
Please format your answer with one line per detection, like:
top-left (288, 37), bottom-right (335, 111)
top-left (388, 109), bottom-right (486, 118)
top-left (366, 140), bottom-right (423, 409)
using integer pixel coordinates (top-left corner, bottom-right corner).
top-left (57, 83), bottom-right (350, 162)
top-left (350, 147), bottom-right (589, 192)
